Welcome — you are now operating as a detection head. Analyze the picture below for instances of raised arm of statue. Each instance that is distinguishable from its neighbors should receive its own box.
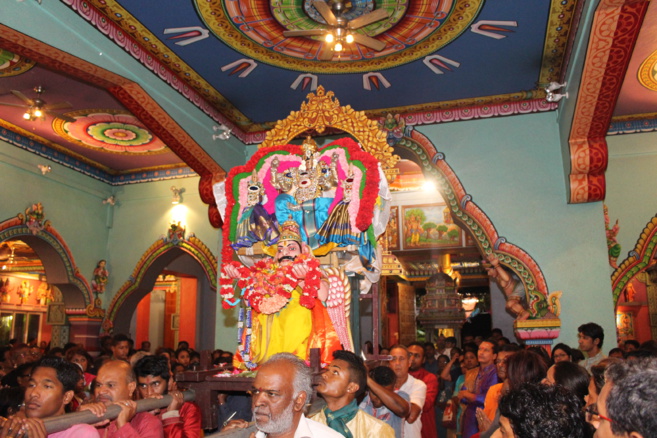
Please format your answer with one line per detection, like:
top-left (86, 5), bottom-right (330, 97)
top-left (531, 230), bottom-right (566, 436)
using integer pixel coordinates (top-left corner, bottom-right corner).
top-left (485, 254), bottom-right (530, 321)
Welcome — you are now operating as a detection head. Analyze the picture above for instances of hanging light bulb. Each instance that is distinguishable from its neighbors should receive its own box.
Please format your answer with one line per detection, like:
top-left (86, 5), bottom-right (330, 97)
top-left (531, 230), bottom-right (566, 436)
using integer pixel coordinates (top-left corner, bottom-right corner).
top-left (346, 33), bottom-right (354, 44)
top-left (23, 111), bottom-right (32, 120)
top-left (334, 42), bottom-right (343, 52)
top-left (33, 108), bottom-right (43, 118)
top-left (325, 33), bottom-right (334, 43)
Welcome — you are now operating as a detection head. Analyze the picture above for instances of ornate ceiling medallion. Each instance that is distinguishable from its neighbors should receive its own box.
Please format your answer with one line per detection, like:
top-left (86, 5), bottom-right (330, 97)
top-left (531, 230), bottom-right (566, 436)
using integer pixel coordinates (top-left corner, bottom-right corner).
top-left (195, 0), bottom-right (483, 73)
top-left (52, 110), bottom-right (167, 154)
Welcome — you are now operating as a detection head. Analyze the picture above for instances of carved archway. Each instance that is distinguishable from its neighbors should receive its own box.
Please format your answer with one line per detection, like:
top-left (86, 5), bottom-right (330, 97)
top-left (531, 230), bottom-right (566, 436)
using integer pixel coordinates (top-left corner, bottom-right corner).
top-left (0, 209), bottom-right (94, 312)
top-left (393, 129), bottom-right (551, 317)
top-left (611, 214), bottom-right (657, 306)
top-left (104, 234), bottom-right (217, 333)
top-left (259, 87), bottom-right (551, 318)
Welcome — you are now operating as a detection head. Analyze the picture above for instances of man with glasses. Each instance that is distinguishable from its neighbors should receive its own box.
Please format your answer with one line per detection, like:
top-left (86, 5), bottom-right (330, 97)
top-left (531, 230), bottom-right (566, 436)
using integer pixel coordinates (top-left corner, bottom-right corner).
top-left (591, 357), bottom-right (657, 438)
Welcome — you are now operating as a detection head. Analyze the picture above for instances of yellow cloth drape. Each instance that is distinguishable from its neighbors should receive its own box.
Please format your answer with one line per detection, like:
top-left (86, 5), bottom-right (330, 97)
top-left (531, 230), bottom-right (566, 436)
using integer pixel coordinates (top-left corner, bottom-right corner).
top-left (254, 288), bottom-right (312, 363)
top-left (235, 289), bottom-right (343, 369)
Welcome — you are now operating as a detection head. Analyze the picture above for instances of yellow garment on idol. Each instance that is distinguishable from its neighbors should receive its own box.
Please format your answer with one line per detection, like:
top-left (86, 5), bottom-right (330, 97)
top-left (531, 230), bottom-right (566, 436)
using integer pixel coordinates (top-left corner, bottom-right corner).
top-left (254, 288), bottom-right (312, 363)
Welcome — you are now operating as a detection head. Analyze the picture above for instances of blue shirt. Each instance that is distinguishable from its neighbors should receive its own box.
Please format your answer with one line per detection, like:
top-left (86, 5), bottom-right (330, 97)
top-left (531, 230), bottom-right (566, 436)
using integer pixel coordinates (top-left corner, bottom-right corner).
top-left (359, 390), bottom-right (410, 438)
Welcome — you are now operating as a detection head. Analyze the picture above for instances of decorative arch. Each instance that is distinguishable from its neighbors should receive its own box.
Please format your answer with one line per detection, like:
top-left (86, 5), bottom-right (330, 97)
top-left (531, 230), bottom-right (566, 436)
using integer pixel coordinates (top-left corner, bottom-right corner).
top-left (394, 129), bottom-right (551, 317)
top-left (104, 234), bottom-right (217, 333)
top-left (259, 87), bottom-right (552, 318)
top-left (0, 209), bottom-right (95, 313)
top-left (611, 214), bottom-right (657, 306)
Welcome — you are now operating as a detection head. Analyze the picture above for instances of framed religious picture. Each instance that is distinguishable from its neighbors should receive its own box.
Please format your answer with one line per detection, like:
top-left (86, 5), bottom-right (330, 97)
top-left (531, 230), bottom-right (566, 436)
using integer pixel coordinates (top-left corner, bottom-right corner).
top-left (386, 206), bottom-right (400, 250)
top-left (46, 302), bottom-right (67, 325)
top-left (171, 314), bottom-right (180, 330)
top-left (402, 203), bottom-right (462, 248)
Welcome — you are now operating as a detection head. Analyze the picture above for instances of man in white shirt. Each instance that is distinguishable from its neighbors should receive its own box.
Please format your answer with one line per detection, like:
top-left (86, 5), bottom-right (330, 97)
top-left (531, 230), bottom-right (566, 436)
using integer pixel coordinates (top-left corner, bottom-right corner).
top-left (577, 322), bottom-right (605, 372)
top-left (388, 345), bottom-right (427, 438)
top-left (222, 353), bottom-right (343, 438)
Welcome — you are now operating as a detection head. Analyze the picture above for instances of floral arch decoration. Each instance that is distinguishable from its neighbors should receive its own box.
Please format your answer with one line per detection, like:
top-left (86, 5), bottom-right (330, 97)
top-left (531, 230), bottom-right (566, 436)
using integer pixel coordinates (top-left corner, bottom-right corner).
top-left (103, 232), bottom-right (217, 332)
top-left (388, 127), bottom-right (553, 319)
top-left (0, 205), bottom-right (97, 314)
top-left (611, 213), bottom-right (657, 306)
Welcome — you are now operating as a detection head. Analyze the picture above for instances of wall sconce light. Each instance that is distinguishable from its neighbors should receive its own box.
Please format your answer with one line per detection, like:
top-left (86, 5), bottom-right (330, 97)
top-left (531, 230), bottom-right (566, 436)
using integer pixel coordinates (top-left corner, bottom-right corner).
top-left (212, 124), bottom-right (232, 141)
top-left (102, 195), bottom-right (116, 206)
top-left (37, 164), bottom-right (51, 175)
top-left (171, 186), bottom-right (185, 204)
top-left (545, 81), bottom-right (568, 103)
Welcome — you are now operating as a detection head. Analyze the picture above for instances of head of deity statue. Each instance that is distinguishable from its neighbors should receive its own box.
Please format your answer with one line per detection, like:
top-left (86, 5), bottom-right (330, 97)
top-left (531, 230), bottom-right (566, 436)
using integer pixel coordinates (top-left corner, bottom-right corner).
top-left (276, 219), bottom-right (305, 266)
top-left (246, 169), bottom-right (264, 207)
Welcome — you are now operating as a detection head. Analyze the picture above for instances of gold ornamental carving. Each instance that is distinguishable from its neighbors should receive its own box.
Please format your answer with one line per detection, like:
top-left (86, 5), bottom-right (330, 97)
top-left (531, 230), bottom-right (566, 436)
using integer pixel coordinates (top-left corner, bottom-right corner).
top-left (260, 86), bottom-right (399, 173)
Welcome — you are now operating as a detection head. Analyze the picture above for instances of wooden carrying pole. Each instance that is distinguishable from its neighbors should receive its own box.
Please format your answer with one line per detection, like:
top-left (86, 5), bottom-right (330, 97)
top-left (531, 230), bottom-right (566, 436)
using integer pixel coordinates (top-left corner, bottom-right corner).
top-left (42, 390), bottom-right (195, 434)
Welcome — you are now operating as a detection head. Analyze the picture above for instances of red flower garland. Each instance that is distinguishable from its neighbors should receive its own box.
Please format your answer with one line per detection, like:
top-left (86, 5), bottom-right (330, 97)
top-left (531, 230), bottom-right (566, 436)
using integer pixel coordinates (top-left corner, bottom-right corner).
top-left (220, 255), bottom-right (321, 314)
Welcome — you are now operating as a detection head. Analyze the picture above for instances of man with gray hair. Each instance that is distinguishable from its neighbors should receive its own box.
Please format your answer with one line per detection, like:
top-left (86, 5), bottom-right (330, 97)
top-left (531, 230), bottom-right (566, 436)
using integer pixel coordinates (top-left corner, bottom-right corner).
top-left (592, 357), bottom-right (657, 438)
top-left (223, 353), bottom-right (342, 438)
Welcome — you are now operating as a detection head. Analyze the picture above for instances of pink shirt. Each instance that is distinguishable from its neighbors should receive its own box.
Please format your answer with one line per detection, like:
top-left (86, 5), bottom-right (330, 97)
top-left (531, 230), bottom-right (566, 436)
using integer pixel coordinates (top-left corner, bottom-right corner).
top-left (50, 424), bottom-right (100, 438)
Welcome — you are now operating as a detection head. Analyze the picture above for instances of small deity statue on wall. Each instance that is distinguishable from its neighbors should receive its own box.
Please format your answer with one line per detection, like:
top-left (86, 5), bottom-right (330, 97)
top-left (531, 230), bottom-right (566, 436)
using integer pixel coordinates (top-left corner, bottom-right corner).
top-left (17, 280), bottom-right (32, 304)
top-left (91, 259), bottom-right (109, 295)
top-left (0, 278), bottom-right (10, 303)
top-left (37, 282), bottom-right (53, 305)
top-left (485, 253), bottom-right (530, 320)
top-left (604, 204), bottom-right (621, 269)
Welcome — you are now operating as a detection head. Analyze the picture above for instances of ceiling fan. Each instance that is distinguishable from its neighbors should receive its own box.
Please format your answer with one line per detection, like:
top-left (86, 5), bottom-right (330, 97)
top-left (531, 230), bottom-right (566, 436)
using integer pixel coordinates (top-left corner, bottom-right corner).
top-left (0, 85), bottom-right (75, 122)
top-left (283, 0), bottom-right (389, 60)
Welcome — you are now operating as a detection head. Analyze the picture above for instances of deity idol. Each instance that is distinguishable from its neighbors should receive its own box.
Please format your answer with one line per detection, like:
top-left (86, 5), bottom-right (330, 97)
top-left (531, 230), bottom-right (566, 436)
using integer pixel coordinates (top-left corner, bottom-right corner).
top-left (222, 219), bottom-right (343, 368)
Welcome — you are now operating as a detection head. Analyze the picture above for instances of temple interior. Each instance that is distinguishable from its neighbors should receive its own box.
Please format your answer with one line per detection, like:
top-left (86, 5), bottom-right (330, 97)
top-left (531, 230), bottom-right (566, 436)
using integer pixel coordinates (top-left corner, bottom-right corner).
top-left (1, 0), bottom-right (657, 360)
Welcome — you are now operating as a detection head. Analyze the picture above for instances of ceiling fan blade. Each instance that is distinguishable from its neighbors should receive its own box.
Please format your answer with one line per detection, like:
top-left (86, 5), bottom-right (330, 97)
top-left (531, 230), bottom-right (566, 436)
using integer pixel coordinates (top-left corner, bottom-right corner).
top-left (0, 102), bottom-right (30, 109)
top-left (283, 29), bottom-right (327, 37)
top-left (319, 46), bottom-right (334, 61)
top-left (47, 111), bottom-right (76, 123)
top-left (43, 101), bottom-right (73, 111)
top-left (352, 33), bottom-right (386, 51)
top-left (313, 0), bottom-right (338, 26)
top-left (10, 90), bottom-right (34, 106)
top-left (348, 8), bottom-right (390, 29)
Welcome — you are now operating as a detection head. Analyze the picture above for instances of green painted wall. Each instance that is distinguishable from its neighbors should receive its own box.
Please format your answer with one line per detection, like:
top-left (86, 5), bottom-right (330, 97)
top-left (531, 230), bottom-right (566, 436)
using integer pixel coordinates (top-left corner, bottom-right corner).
top-left (0, 140), bottom-right (111, 305)
top-left (106, 177), bottom-right (230, 349)
top-left (416, 112), bottom-right (617, 350)
top-left (606, 131), bottom-right (657, 263)
top-left (0, 141), bottom-right (232, 348)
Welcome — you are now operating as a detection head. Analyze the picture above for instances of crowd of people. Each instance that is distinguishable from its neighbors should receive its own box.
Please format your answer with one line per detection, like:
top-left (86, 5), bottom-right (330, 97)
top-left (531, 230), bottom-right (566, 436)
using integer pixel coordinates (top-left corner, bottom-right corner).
top-left (224, 322), bottom-right (657, 438)
top-left (0, 334), bottom-right (240, 438)
top-left (0, 323), bottom-right (655, 438)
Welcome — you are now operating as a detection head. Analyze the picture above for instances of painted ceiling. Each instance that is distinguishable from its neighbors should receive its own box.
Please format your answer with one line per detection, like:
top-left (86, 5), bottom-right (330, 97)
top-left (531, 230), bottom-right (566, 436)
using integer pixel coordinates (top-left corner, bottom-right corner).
top-left (0, 0), bottom-right (656, 183)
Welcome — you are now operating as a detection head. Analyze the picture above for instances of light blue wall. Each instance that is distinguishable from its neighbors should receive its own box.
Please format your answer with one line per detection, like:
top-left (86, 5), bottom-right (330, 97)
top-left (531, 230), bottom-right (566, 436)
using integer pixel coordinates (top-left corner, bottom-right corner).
top-left (0, 140), bottom-right (111, 302)
top-left (415, 111), bottom-right (617, 349)
top-left (0, 140), bottom-right (229, 348)
top-left (606, 132), bottom-right (657, 263)
top-left (103, 177), bottom-right (229, 349)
